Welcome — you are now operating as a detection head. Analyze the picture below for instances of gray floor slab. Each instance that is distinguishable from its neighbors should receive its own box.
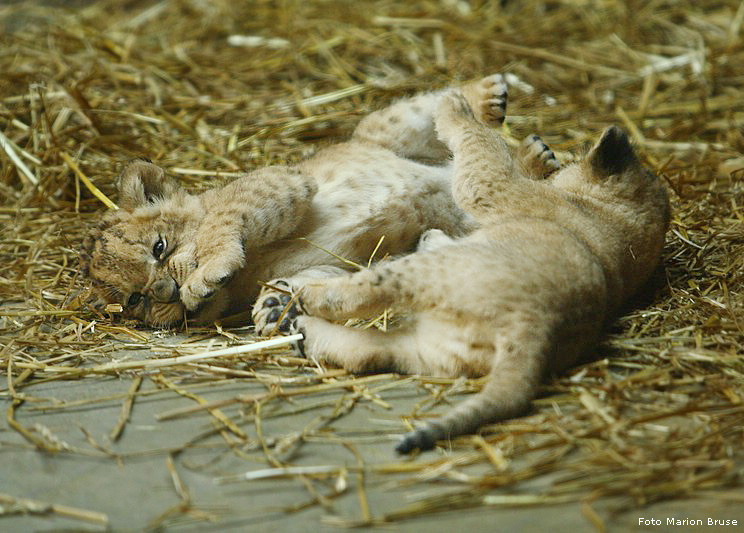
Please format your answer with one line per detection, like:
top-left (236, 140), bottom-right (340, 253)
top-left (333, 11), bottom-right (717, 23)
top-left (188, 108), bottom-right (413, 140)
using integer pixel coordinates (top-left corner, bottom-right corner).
top-left (2, 347), bottom-right (743, 532)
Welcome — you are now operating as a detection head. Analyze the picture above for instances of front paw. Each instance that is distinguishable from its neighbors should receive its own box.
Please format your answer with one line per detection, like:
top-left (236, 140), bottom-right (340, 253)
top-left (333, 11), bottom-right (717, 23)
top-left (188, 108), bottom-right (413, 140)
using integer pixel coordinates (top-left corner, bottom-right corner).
top-left (252, 280), bottom-right (303, 336)
top-left (521, 134), bottom-right (561, 178)
top-left (179, 261), bottom-right (234, 311)
top-left (471, 73), bottom-right (508, 128)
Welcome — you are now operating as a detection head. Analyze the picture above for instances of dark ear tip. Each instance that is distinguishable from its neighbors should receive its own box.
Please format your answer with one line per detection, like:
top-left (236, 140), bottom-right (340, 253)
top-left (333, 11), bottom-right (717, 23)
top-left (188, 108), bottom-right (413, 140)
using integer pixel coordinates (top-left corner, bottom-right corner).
top-left (592, 125), bottom-right (636, 175)
top-left (603, 124), bottom-right (628, 140)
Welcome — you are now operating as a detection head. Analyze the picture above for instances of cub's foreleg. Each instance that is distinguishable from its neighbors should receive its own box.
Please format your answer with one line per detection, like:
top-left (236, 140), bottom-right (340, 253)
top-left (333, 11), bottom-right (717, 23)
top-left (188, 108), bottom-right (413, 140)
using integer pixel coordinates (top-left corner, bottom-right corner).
top-left (433, 78), bottom-right (517, 216)
top-left (351, 91), bottom-right (452, 161)
top-left (436, 81), bottom-right (558, 221)
top-left (181, 166), bottom-right (317, 312)
top-left (459, 73), bottom-right (509, 128)
top-left (292, 317), bottom-right (418, 374)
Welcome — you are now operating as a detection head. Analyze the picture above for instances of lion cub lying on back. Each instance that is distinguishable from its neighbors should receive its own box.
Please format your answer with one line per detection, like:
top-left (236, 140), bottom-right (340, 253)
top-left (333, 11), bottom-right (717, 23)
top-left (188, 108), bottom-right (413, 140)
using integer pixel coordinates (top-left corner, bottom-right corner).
top-left (273, 78), bottom-right (670, 453)
top-left (80, 75), bottom-right (540, 329)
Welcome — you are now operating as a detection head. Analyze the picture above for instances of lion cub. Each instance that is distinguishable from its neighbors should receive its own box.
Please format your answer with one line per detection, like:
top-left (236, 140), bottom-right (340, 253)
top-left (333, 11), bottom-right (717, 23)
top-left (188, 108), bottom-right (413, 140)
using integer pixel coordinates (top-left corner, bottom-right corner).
top-left (277, 80), bottom-right (670, 453)
top-left (80, 75), bottom-right (536, 329)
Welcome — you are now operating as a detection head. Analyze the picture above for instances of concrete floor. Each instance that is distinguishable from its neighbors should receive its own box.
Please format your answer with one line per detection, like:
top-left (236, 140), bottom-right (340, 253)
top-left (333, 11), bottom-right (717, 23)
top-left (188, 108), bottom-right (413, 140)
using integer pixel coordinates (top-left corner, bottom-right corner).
top-left (2, 348), bottom-right (743, 532)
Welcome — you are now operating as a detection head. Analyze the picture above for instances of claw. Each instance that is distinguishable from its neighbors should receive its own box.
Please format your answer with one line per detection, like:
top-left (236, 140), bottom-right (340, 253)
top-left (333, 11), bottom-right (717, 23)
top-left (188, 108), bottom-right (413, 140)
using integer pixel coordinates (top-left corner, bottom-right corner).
top-left (253, 279), bottom-right (306, 337)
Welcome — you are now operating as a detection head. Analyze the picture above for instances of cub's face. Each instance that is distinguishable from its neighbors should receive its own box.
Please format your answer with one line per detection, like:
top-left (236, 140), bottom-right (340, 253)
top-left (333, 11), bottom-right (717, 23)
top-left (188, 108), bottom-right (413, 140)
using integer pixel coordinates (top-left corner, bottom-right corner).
top-left (81, 208), bottom-right (202, 326)
top-left (79, 160), bottom-right (206, 327)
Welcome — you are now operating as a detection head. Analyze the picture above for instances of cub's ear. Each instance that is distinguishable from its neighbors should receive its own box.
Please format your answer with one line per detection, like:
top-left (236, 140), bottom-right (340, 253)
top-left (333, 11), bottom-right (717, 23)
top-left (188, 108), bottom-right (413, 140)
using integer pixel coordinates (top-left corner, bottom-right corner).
top-left (587, 125), bottom-right (639, 178)
top-left (117, 158), bottom-right (182, 210)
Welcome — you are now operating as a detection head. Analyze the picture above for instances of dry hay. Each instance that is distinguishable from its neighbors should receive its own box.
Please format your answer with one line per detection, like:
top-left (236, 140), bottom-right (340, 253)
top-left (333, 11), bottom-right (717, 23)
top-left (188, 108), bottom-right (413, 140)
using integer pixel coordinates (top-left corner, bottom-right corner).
top-left (1, 0), bottom-right (743, 529)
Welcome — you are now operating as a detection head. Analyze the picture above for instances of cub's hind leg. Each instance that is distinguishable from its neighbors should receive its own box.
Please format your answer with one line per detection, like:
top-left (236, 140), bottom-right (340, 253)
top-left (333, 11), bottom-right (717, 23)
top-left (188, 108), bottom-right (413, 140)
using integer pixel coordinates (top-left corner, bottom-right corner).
top-left (295, 249), bottom-right (452, 322)
top-left (293, 313), bottom-right (492, 378)
top-left (351, 74), bottom-right (507, 162)
top-left (298, 266), bottom-right (408, 321)
top-left (351, 91), bottom-right (452, 161)
top-left (518, 134), bottom-right (561, 180)
top-left (254, 232), bottom-right (456, 336)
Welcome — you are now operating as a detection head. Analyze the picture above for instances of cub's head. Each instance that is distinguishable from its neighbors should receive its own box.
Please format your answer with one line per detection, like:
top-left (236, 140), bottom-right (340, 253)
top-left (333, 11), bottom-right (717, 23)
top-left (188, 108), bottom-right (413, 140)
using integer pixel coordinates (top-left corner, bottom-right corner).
top-left (551, 125), bottom-right (671, 288)
top-left (79, 159), bottom-right (203, 327)
top-left (552, 126), bottom-right (670, 226)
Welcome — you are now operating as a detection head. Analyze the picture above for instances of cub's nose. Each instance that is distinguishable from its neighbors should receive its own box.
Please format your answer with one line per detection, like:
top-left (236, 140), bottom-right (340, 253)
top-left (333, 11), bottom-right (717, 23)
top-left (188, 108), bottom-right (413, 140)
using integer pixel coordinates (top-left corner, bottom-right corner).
top-left (151, 278), bottom-right (179, 303)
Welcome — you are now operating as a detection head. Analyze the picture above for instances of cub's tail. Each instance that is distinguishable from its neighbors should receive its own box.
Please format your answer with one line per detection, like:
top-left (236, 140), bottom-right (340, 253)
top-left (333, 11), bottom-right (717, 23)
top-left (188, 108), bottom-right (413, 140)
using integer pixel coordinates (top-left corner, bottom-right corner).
top-left (395, 339), bottom-right (545, 454)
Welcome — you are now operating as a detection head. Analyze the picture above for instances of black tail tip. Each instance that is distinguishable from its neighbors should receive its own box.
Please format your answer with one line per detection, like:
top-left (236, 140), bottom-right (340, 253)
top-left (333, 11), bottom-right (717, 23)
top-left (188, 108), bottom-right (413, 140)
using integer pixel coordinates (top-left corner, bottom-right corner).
top-left (590, 125), bottom-right (637, 176)
top-left (395, 429), bottom-right (437, 454)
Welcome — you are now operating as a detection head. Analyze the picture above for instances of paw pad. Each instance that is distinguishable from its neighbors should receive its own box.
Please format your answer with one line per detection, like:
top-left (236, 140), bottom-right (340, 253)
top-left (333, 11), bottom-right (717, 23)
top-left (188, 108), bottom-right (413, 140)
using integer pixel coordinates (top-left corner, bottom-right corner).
top-left (252, 279), bottom-right (304, 337)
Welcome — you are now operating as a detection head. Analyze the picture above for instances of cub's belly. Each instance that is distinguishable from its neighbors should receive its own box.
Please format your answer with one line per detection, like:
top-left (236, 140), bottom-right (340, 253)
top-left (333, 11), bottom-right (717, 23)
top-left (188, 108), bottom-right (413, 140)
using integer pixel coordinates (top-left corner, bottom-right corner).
top-left (301, 157), bottom-right (464, 260)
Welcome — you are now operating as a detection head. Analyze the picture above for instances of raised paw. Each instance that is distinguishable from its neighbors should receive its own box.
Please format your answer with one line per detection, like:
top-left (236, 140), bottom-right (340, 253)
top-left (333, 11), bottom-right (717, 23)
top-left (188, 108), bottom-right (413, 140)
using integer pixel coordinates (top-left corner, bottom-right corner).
top-left (520, 134), bottom-right (561, 179)
top-left (179, 261), bottom-right (234, 311)
top-left (252, 280), bottom-right (303, 336)
top-left (462, 73), bottom-right (508, 128)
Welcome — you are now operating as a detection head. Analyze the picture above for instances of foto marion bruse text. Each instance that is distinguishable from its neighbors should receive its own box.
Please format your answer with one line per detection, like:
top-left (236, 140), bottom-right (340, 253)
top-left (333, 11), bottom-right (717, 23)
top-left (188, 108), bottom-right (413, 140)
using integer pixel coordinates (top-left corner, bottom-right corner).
top-left (639, 518), bottom-right (738, 526)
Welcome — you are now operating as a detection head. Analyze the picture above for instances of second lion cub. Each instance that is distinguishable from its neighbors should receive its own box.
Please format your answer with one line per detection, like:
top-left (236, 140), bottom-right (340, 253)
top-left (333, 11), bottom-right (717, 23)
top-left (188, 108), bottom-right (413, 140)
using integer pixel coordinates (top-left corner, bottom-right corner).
top-left (276, 78), bottom-right (670, 453)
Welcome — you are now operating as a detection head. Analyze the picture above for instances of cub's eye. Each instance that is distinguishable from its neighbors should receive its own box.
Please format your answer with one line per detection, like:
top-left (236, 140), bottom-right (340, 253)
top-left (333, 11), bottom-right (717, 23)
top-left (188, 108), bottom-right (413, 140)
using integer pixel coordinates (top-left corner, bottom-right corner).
top-left (152, 237), bottom-right (166, 260)
top-left (127, 292), bottom-right (143, 307)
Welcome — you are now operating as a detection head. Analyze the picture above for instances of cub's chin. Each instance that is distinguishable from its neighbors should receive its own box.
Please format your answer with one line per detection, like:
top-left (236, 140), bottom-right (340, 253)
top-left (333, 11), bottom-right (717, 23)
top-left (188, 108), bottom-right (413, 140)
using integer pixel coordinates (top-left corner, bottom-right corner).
top-left (145, 301), bottom-right (187, 328)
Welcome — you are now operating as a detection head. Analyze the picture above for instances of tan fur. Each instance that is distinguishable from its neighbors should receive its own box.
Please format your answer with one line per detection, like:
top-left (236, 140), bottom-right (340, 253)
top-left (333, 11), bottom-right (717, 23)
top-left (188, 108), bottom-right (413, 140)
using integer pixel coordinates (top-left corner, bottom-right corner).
top-left (80, 76), bottom-right (524, 328)
top-left (284, 80), bottom-right (671, 453)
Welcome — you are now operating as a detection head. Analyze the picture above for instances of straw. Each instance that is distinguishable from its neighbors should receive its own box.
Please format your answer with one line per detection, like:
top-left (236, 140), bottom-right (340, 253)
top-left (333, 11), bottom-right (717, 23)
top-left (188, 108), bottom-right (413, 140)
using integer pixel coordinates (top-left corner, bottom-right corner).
top-left (0, 0), bottom-right (742, 528)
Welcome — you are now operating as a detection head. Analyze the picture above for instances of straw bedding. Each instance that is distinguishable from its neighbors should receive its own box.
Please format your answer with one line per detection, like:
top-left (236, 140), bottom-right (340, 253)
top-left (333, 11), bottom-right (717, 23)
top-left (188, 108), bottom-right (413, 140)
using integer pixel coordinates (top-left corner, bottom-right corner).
top-left (1, 0), bottom-right (742, 528)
